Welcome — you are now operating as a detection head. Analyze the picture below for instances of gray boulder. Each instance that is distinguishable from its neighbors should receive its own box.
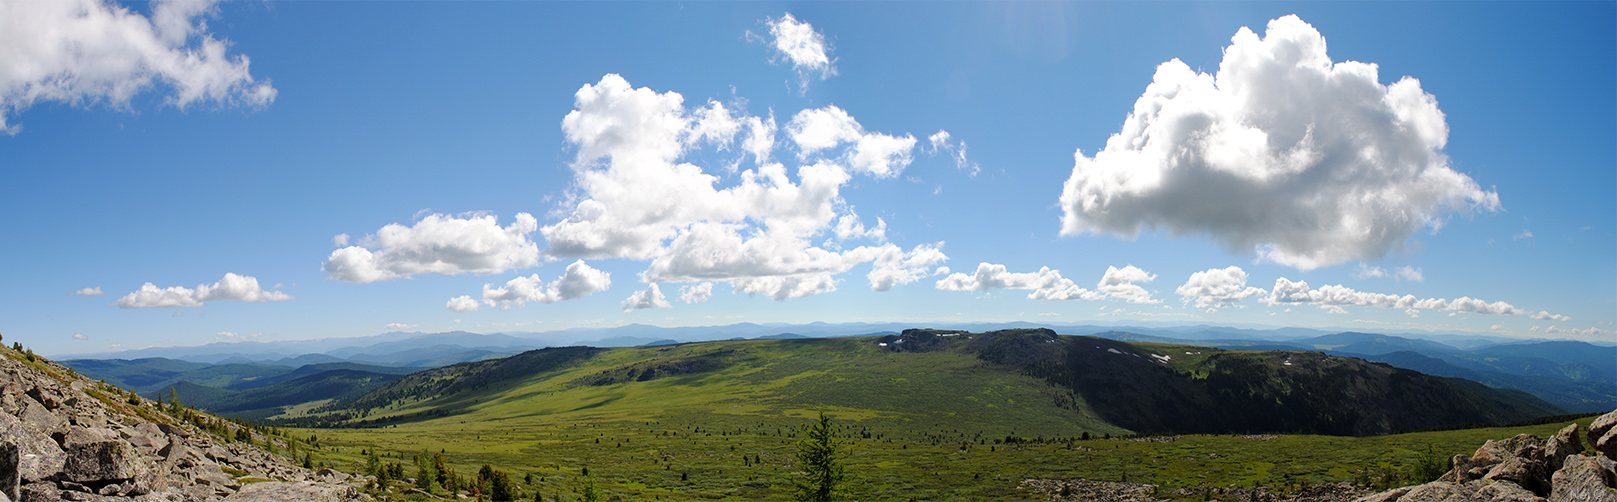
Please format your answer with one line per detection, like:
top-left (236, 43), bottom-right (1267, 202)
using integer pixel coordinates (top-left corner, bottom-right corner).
top-left (0, 438), bottom-right (16, 502)
top-left (1549, 454), bottom-right (1617, 502)
top-left (0, 413), bottom-right (64, 483)
top-left (1593, 411), bottom-right (1617, 459)
top-left (62, 427), bottom-right (147, 484)
top-left (222, 481), bottom-right (358, 502)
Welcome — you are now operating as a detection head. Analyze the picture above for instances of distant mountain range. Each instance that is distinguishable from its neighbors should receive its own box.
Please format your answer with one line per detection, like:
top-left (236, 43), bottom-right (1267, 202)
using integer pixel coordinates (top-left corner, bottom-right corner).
top-left (1093, 331), bottom-right (1616, 413)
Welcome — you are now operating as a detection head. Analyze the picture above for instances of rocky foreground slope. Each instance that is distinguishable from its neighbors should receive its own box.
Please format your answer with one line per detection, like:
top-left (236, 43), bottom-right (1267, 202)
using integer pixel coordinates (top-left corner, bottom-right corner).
top-left (1358, 409), bottom-right (1617, 502)
top-left (0, 344), bottom-right (366, 502)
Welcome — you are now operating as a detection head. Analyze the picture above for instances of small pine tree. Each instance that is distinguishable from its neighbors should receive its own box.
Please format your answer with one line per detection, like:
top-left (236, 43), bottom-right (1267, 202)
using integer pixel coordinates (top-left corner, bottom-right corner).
top-left (793, 411), bottom-right (845, 502)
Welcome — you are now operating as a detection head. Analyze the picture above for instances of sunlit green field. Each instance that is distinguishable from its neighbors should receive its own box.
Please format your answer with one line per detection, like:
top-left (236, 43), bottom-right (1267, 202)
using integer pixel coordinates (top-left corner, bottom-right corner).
top-left (282, 338), bottom-right (1599, 501)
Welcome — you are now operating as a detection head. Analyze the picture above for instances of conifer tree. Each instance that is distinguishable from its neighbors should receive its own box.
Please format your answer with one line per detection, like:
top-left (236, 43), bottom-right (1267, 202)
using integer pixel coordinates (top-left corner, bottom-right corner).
top-left (792, 411), bottom-right (845, 502)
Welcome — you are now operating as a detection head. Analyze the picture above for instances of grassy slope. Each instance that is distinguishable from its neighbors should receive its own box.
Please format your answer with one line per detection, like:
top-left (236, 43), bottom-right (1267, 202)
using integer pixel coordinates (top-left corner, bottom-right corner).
top-left (278, 334), bottom-right (1583, 501)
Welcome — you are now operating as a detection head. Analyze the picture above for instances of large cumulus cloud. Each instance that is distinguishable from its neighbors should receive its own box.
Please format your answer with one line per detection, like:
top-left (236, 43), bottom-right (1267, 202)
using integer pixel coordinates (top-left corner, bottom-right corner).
top-left (324, 213), bottom-right (541, 283)
top-left (541, 74), bottom-right (945, 301)
top-left (1058, 15), bottom-right (1499, 270)
top-left (0, 0), bottom-right (275, 134)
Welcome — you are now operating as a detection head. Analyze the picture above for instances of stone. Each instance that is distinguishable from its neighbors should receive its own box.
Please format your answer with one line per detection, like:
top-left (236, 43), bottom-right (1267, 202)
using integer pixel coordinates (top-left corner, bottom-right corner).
top-left (18, 482), bottom-right (61, 502)
top-left (1598, 429), bottom-right (1617, 462)
top-left (0, 438), bottom-right (17, 502)
top-left (1549, 454), bottom-right (1617, 502)
top-left (1486, 456), bottom-right (1550, 495)
top-left (155, 422), bottom-right (189, 439)
top-left (1590, 411), bottom-right (1617, 449)
top-left (0, 413), bottom-right (65, 484)
top-left (221, 481), bottom-right (360, 502)
top-left (1549, 425), bottom-right (1585, 472)
top-left (62, 428), bottom-right (147, 483)
top-left (1474, 480), bottom-right (1548, 502)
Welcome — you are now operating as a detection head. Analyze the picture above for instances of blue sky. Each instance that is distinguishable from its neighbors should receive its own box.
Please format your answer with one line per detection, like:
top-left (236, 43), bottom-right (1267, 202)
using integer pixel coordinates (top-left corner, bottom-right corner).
top-left (2, 1), bottom-right (1612, 356)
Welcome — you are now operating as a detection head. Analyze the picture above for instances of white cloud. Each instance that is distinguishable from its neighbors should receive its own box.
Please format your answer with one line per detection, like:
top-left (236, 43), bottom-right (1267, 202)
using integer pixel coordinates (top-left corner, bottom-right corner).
top-left (1513, 230), bottom-right (1534, 241)
top-left (927, 130), bottom-right (980, 177)
top-left (544, 75), bottom-right (940, 301)
top-left (1175, 266), bottom-right (1267, 311)
top-left (324, 212), bottom-right (541, 283)
top-left (333, 233), bottom-right (350, 247)
top-left (1097, 265), bottom-right (1158, 304)
top-left (0, 0), bottom-right (275, 134)
top-left (446, 295), bottom-right (479, 313)
top-left (787, 106), bottom-right (917, 178)
top-left (760, 13), bottom-right (836, 91)
top-left (70, 287), bottom-right (104, 296)
top-left (867, 243), bottom-right (949, 292)
top-left (832, 214), bottom-right (886, 242)
top-left (934, 262), bottom-right (1102, 301)
top-left (1543, 326), bottom-right (1614, 338)
top-left (215, 331), bottom-right (262, 342)
top-left (1058, 15), bottom-right (1499, 271)
top-left (678, 282), bottom-right (714, 304)
top-left (476, 260), bottom-right (612, 310)
top-left (622, 284), bottom-right (672, 312)
top-left (384, 323), bottom-right (418, 330)
top-left (1352, 264), bottom-right (1424, 283)
top-left (114, 273), bottom-right (292, 308)
top-left (1532, 311), bottom-right (1571, 322)
top-left (1263, 278), bottom-right (1555, 319)
top-left (72, 333), bottom-right (88, 341)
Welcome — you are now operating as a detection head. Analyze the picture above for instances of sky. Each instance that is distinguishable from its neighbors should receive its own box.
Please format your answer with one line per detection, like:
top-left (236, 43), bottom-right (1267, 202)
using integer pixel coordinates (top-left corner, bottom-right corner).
top-left (2, 1), bottom-right (1613, 356)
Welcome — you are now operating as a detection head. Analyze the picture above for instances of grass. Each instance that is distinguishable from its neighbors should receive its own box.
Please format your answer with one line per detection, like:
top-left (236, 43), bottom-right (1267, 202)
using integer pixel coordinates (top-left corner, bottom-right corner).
top-left (274, 337), bottom-right (1606, 501)
top-left (301, 415), bottom-right (1599, 501)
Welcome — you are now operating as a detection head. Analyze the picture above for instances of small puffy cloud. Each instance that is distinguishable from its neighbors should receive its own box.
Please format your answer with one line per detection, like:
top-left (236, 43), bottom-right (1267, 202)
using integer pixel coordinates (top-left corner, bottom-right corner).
top-left (867, 243), bottom-right (949, 292)
top-left (325, 212), bottom-right (541, 283)
top-left (1264, 278), bottom-right (1553, 319)
top-left (1352, 264), bottom-right (1424, 283)
top-left (1097, 265), bottom-right (1158, 304)
top-left (0, 0), bottom-right (275, 134)
top-left (1175, 266), bottom-right (1267, 311)
top-left (1058, 15), bottom-right (1499, 271)
top-left (333, 233), bottom-right (350, 247)
top-left (927, 130), bottom-right (980, 177)
top-left (70, 287), bottom-right (104, 296)
top-left (1513, 230), bottom-right (1534, 241)
top-left (935, 262), bottom-right (1101, 301)
top-left (622, 284), bottom-right (672, 312)
top-left (384, 323), bottom-right (418, 330)
top-left (72, 333), bottom-right (88, 341)
top-left (476, 260), bottom-right (612, 310)
top-left (1532, 311), bottom-right (1571, 322)
top-left (760, 13), bottom-right (836, 91)
top-left (446, 295), bottom-right (479, 313)
top-left (114, 273), bottom-right (292, 308)
top-left (679, 282), bottom-right (714, 304)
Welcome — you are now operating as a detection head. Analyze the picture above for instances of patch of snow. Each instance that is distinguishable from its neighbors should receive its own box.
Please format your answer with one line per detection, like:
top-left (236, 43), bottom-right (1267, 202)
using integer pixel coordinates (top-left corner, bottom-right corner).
top-left (878, 343), bottom-right (888, 347)
top-left (1107, 348), bottom-right (1123, 355)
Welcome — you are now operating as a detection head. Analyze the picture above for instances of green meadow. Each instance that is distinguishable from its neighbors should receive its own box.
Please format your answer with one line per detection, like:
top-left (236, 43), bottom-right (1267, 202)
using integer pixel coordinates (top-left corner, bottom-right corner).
top-left (276, 337), bottom-right (1600, 501)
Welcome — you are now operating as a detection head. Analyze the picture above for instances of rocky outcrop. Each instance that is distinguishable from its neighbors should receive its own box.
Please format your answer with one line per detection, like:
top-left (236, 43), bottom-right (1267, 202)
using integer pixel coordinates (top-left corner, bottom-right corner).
top-left (1357, 410), bottom-right (1617, 502)
top-left (0, 346), bottom-right (368, 501)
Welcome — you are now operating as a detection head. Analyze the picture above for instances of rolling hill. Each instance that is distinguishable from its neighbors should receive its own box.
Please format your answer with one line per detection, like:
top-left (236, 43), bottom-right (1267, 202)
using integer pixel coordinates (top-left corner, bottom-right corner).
top-left (282, 329), bottom-right (1559, 437)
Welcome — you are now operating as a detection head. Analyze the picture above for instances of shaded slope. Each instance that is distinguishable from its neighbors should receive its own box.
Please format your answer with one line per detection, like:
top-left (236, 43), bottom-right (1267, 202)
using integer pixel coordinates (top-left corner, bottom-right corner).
top-left (884, 328), bottom-right (1561, 436)
top-left (167, 369), bottom-right (405, 420)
